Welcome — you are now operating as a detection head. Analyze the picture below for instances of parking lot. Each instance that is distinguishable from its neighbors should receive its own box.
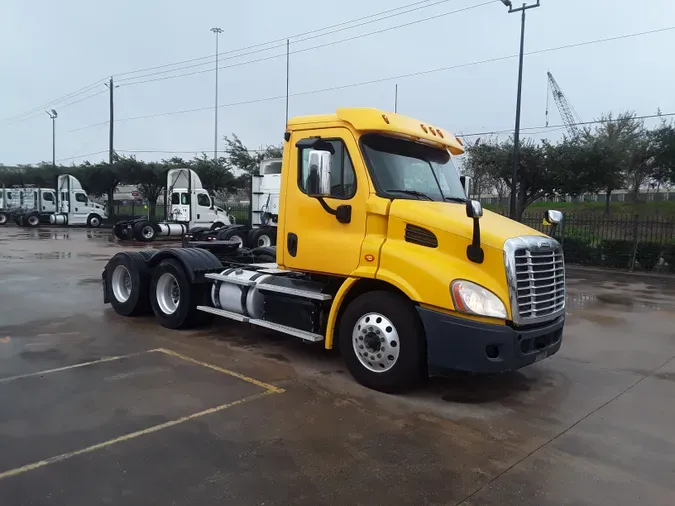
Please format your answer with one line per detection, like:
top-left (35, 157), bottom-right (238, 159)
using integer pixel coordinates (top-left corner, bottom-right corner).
top-left (1, 226), bottom-right (674, 505)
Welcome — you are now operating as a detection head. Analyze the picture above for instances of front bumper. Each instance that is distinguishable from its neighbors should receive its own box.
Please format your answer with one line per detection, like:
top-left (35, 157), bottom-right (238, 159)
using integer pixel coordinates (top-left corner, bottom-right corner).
top-left (417, 307), bottom-right (564, 376)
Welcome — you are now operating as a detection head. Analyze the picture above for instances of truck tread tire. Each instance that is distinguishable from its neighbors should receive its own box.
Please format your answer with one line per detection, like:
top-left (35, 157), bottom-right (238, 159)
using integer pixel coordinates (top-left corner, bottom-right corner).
top-left (87, 214), bottom-right (103, 228)
top-left (210, 222), bottom-right (226, 231)
top-left (149, 259), bottom-right (209, 329)
top-left (338, 290), bottom-right (425, 393)
top-left (26, 213), bottom-right (40, 228)
top-left (105, 251), bottom-right (152, 316)
top-left (250, 246), bottom-right (276, 263)
top-left (113, 221), bottom-right (134, 241)
top-left (0, 213), bottom-right (7, 226)
top-left (133, 221), bottom-right (156, 242)
top-left (249, 227), bottom-right (277, 248)
top-left (216, 227), bottom-right (248, 248)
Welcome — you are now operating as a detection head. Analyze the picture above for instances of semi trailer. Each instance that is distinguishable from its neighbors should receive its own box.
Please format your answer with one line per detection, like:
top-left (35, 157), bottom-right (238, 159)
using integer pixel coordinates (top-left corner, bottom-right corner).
top-left (102, 107), bottom-right (566, 392)
top-left (0, 174), bottom-right (106, 227)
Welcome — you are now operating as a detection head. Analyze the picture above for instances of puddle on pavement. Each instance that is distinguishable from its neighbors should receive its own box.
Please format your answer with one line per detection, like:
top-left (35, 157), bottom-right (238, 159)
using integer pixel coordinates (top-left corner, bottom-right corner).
top-left (566, 292), bottom-right (675, 312)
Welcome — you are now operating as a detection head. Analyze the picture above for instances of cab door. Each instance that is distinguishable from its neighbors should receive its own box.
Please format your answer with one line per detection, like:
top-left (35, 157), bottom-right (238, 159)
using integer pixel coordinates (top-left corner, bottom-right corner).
top-left (281, 128), bottom-right (367, 276)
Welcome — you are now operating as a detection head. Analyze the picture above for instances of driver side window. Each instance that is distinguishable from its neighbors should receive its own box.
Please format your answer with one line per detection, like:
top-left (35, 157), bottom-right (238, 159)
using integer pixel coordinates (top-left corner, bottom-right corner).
top-left (197, 193), bottom-right (211, 207)
top-left (298, 139), bottom-right (356, 199)
top-left (75, 193), bottom-right (88, 204)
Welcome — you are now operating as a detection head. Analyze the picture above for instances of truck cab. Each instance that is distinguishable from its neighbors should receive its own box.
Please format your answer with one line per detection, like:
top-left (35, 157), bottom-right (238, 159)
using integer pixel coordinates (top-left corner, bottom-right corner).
top-left (167, 169), bottom-right (230, 228)
top-left (51, 174), bottom-right (107, 227)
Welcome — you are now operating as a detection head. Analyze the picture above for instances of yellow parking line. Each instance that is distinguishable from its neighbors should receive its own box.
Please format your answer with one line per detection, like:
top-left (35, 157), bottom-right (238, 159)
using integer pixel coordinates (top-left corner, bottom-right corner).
top-left (0, 350), bottom-right (156, 384)
top-left (154, 348), bottom-right (285, 394)
top-left (0, 389), bottom-right (277, 481)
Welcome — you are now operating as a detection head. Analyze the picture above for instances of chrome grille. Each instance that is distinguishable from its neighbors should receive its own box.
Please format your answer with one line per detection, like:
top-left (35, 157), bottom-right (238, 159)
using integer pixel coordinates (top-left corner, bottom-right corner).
top-left (504, 236), bottom-right (565, 324)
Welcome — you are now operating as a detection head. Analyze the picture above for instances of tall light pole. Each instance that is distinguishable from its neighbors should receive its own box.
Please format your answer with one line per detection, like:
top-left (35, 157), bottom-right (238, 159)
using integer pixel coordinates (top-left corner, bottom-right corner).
top-left (211, 27), bottom-right (223, 160)
top-left (46, 109), bottom-right (57, 169)
top-left (501, 0), bottom-right (540, 220)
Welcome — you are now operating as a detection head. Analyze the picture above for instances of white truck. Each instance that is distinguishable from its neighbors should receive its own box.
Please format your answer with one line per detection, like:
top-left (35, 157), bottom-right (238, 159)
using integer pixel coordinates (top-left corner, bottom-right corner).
top-left (0, 174), bottom-right (106, 227)
top-left (114, 161), bottom-right (281, 247)
top-left (113, 168), bottom-right (234, 242)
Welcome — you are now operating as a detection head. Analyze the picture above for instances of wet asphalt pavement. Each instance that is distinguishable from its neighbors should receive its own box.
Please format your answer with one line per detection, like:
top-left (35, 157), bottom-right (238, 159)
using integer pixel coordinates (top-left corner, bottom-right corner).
top-left (0, 226), bottom-right (674, 505)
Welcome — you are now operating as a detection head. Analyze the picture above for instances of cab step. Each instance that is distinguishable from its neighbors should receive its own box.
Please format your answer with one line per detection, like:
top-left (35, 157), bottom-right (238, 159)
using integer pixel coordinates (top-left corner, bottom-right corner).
top-left (255, 283), bottom-right (332, 301)
top-left (196, 305), bottom-right (323, 342)
top-left (196, 306), bottom-right (250, 322)
top-left (249, 319), bottom-right (323, 342)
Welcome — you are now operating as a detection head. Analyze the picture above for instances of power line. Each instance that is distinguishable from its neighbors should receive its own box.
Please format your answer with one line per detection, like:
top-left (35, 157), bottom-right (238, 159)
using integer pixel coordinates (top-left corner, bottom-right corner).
top-left (119, 1), bottom-right (494, 86)
top-left (5, 89), bottom-right (109, 127)
top-left (2, 79), bottom-right (107, 124)
top-left (55, 150), bottom-right (108, 163)
top-left (69, 24), bottom-right (675, 132)
top-left (113, 0), bottom-right (454, 79)
top-left (461, 111), bottom-right (675, 137)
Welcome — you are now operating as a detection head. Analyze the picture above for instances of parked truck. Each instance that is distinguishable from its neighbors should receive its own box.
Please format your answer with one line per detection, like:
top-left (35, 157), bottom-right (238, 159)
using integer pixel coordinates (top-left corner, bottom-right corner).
top-left (102, 108), bottom-right (565, 392)
top-left (0, 174), bottom-right (106, 227)
top-left (114, 162), bottom-right (281, 247)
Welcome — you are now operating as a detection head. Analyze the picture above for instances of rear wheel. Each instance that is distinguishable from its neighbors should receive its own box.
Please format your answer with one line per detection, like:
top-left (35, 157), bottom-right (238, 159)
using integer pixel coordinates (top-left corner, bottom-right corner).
top-left (210, 222), bottom-right (225, 231)
top-left (133, 221), bottom-right (156, 242)
top-left (149, 259), bottom-right (206, 329)
top-left (0, 213), bottom-right (7, 225)
top-left (105, 252), bottom-right (152, 316)
top-left (249, 227), bottom-right (276, 248)
top-left (339, 291), bottom-right (425, 393)
top-left (216, 227), bottom-right (248, 248)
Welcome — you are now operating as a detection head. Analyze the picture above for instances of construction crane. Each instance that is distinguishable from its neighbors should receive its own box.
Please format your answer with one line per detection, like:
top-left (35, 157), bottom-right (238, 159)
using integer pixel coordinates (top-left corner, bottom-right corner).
top-left (546, 71), bottom-right (582, 137)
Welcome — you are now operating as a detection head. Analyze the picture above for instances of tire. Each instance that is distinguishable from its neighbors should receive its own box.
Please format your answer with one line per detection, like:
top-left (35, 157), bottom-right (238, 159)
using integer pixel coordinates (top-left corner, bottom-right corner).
top-left (149, 259), bottom-right (207, 329)
top-left (210, 222), bottom-right (225, 231)
top-left (339, 291), bottom-right (425, 393)
top-left (105, 252), bottom-right (152, 316)
top-left (87, 214), bottom-right (102, 228)
top-left (249, 227), bottom-right (277, 248)
top-left (250, 246), bottom-right (276, 263)
top-left (216, 227), bottom-right (248, 248)
top-left (0, 213), bottom-right (7, 226)
top-left (25, 213), bottom-right (40, 228)
top-left (133, 221), bottom-right (156, 242)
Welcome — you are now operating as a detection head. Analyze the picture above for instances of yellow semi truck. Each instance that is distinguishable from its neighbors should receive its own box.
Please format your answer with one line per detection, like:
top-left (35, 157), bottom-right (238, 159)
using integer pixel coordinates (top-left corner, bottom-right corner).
top-left (102, 108), bottom-right (565, 392)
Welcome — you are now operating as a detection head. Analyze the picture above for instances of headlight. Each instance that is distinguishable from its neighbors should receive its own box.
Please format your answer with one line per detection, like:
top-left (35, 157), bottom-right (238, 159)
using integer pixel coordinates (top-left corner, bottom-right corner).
top-left (450, 280), bottom-right (507, 319)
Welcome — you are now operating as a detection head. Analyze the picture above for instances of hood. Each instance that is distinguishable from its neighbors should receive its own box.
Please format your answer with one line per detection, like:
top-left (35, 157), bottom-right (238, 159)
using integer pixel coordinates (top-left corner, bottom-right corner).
top-left (389, 200), bottom-right (545, 250)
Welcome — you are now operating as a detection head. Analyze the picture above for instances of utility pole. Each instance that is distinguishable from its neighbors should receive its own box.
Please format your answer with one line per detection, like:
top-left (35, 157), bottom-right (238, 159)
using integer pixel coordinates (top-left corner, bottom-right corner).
top-left (46, 109), bottom-right (57, 169)
top-left (211, 27), bottom-right (223, 160)
top-left (105, 77), bottom-right (115, 166)
top-left (285, 39), bottom-right (290, 126)
top-left (501, 0), bottom-right (541, 220)
top-left (394, 84), bottom-right (398, 113)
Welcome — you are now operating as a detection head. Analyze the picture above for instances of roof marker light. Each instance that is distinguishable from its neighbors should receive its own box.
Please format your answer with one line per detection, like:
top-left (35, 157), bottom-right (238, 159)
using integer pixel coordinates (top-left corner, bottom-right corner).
top-left (382, 114), bottom-right (390, 124)
top-left (420, 123), bottom-right (428, 133)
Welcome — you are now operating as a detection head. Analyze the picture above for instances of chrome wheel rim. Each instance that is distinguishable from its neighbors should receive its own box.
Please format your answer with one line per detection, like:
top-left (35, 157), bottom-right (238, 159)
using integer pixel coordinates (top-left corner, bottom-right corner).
top-left (111, 265), bottom-right (132, 302)
top-left (231, 235), bottom-right (243, 248)
top-left (257, 235), bottom-right (272, 247)
top-left (28, 216), bottom-right (39, 226)
top-left (156, 272), bottom-right (180, 315)
top-left (141, 225), bottom-right (154, 239)
top-left (91, 217), bottom-right (100, 227)
top-left (352, 312), bottom-right (400, 373)
top-left (0, 215), bottom-right (6, 224)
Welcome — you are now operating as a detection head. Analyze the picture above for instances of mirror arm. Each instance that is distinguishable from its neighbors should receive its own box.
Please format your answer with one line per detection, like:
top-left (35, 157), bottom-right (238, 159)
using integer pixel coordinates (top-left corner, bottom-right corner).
top-left (466, 218), bottom-right (484, 264)
top-left (315, 197), bottom-right (351, 224)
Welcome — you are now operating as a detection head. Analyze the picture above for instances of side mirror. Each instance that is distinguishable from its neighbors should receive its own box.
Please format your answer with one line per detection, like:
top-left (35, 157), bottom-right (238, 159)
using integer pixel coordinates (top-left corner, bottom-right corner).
top-left (465, 199), bottom-right (483, 219)
top-left (306, 150), bottom-right (332, 197)
top-left (544, 209), bottom-right (563, 225)
top-left (460, 175), bottom-right (472, 199)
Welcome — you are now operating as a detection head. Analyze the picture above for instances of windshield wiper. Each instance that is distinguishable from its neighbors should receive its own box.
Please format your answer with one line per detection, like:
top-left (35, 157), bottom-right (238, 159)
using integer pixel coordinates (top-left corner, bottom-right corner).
top-left (443, 196), bottom-right (468, 203)
top-left (385, 189), bottom-right (434, 201)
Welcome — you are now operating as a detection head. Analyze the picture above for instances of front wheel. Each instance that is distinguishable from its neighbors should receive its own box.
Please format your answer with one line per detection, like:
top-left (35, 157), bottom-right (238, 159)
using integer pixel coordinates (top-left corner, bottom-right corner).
top-left (87, 214), bottom-right (102, 228)
top-left (0, 213), bottom-right (7, 226)
top-left (339, 291), bottom-right (425, 393)
top-left (25, 213), bottom-right (40, 228)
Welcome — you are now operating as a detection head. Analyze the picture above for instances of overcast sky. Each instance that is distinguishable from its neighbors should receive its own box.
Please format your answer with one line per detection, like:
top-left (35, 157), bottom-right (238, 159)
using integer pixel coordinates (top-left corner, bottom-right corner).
top-left (2, 0), bottom-right (674, 166)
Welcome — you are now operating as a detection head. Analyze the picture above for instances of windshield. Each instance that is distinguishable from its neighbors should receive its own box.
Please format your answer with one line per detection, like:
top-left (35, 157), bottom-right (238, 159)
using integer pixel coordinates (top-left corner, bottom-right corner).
top-left (361, 134), bottom-right (466, 202)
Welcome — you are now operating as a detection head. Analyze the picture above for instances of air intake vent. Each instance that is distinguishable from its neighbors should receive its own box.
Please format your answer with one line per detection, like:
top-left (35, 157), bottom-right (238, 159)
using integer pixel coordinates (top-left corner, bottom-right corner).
top-left (405, 224), bottom-right (438, 248)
